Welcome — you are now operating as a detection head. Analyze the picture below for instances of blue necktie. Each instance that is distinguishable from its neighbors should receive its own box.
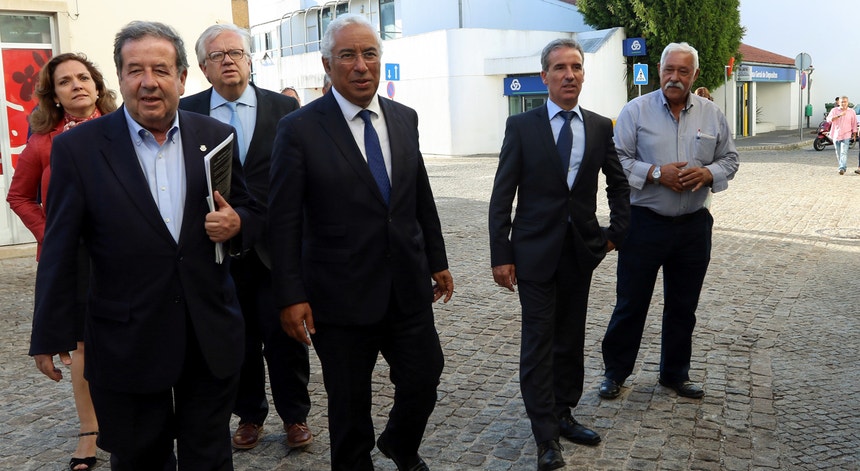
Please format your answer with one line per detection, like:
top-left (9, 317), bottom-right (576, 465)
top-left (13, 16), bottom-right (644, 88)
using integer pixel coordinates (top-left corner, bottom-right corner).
top-left (556, 110), bottom-right (575, 175)
top-left (358, 109), bottom-right (391, 205)
top-left (226, 102), bottom-right (246, 164)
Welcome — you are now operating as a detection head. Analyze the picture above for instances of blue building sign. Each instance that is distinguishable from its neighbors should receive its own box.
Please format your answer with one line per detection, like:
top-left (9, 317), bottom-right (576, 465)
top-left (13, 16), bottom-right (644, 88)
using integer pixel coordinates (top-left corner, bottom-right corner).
top-left (503, 76), bottom-right (546, 96)
top-left (735, 65), bottom-right (795, 82)
top-left (623, 38), bottom-right (647, 57)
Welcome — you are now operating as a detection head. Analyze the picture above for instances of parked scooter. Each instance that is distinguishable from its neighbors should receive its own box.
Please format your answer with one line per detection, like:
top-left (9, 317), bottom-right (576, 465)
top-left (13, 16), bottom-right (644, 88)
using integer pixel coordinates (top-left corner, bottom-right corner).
top-left (813, 120), bottom-right (857, 151)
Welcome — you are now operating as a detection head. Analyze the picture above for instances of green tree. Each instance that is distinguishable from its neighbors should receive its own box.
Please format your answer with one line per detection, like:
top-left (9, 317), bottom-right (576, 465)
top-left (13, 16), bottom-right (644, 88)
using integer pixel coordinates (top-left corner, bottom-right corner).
top-left (578, 0), bottom-right (744, 96)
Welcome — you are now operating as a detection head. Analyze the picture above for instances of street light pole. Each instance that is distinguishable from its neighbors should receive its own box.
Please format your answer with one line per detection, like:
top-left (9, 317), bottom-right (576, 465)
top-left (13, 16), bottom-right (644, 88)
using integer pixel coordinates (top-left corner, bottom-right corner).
top-left (806, 65), bottom-right (814, 129)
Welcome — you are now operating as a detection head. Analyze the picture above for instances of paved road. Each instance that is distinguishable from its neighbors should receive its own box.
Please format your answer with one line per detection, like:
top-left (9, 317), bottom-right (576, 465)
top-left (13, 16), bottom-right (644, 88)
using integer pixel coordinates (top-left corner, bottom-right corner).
top-left (1, 144), bottom-right (858, 470)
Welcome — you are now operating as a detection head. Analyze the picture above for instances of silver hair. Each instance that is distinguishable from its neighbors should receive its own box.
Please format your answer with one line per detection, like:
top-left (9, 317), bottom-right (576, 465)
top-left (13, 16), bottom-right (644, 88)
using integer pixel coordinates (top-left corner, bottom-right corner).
top-left (194, 23), bottom-right (252, 66)
top-left (540, 38), bottom-right (585, 72)
top-left (320, 14), bottom-right (382, 60)
top-left (660, 42), bottom-right (699, 70)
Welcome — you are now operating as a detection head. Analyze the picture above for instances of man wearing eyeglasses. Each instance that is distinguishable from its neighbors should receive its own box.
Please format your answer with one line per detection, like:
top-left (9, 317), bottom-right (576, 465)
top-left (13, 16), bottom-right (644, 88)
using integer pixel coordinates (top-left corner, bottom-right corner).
top-left (179, 23), bottom-right (311, 453)
top-left (268, 13), bottom-right (453, 471)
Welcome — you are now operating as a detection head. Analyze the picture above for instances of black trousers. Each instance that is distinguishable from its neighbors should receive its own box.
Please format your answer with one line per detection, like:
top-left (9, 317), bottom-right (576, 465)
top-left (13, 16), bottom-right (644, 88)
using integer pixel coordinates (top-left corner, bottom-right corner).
top-left (311, 300), bottom-right (444, 471)
top-left (89, 319), bottom-right (239, 470)
top-left (231, 251), bottom-right (311, 426)
top-left (602, 206), bottom-right (713, 384)
top-left (518, 228), bottom-right (592, 444)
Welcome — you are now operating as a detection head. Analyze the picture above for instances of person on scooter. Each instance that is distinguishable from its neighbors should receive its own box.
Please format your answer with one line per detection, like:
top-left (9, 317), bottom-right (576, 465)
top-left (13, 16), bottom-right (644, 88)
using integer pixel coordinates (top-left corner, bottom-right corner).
top-left (825, 96), bottom-right (857, 175)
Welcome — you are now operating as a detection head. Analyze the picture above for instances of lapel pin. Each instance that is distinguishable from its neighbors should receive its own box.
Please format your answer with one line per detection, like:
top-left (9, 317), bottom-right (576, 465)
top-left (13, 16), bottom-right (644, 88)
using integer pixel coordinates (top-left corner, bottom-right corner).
top-left (200, 145), bottom-right (207, 152)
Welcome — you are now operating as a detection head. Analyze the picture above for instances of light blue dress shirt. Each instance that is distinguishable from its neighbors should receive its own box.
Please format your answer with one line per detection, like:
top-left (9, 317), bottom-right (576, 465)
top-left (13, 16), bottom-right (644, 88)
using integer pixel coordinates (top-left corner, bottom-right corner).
top-left (613, 90), bottom-right (739, 217)
top-left (210, 86), bottom-right (258, 164)
top-left (331, 88), bottom-right (392, 180)
top-left (124, 107), bottom-right (186, 242)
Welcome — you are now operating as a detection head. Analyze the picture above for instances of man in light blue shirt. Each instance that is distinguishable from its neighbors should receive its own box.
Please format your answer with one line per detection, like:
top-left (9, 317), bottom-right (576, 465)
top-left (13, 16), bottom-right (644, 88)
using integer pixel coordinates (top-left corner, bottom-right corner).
top-left (599, 42), bottom-right (739, 401)
top-left (179, 23), bottom-right (309, 452)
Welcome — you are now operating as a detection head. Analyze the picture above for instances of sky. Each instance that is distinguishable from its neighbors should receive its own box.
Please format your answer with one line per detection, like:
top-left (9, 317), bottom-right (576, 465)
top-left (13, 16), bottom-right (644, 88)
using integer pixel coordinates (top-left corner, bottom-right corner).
top-left (739, 0), bottom-right (860, 118)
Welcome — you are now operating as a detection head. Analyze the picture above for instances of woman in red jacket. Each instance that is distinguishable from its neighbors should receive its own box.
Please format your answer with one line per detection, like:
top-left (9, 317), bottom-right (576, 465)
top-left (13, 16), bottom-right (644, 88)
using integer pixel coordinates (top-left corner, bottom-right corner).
top-left (6, 52), bottom-right (116, 471)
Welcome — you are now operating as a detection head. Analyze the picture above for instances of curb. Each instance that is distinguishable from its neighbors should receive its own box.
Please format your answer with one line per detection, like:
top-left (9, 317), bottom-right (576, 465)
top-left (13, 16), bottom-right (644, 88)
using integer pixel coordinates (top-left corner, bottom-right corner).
top-left (736, 139), bottom-right (815, 152)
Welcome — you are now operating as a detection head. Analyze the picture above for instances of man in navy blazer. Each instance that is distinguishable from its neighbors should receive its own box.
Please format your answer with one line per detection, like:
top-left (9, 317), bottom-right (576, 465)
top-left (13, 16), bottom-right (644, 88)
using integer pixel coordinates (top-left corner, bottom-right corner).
top-left (179, 23), bottom-right (313, 452)
top-left (268, 14), bottom-right (453, 471)
top-left (29, 21), bottom-right (261, 469)
top-left (489, 39), bottom-right (630, 471)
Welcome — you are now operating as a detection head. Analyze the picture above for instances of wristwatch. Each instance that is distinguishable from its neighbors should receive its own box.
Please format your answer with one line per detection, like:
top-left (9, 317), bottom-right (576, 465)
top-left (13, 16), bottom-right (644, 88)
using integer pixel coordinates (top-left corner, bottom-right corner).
top-left (651, 166), bottom-right (661, 185)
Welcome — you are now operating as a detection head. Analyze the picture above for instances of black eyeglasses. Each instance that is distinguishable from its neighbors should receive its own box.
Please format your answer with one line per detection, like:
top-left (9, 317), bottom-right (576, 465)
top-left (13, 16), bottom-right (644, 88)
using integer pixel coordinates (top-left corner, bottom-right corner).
top-left (207, 49), bottom-right (246, 62)
top-left (333, 50), bottom-right (380, 64)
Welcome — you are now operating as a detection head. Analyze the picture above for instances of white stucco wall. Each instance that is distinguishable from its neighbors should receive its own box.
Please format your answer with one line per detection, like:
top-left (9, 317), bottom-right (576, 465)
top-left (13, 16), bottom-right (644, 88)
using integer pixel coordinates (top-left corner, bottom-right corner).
top-left (251, 0), bottom-right (591, 35)
top-left (3, 0), bottom-right (235, 98)
top-left (253, 26), bottom-right (626, 156)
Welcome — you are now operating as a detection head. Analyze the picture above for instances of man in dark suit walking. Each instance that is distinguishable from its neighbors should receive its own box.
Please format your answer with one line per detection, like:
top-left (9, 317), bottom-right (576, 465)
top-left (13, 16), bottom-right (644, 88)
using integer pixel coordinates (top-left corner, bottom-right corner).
top-left (29, 21), bottom-right (262, 469)
top-left (268, 14), bottom-right (453, 471)
top-left (179, 23), bottom-right (312, 452)
top-left (488, 38), bottom-right (630, 471)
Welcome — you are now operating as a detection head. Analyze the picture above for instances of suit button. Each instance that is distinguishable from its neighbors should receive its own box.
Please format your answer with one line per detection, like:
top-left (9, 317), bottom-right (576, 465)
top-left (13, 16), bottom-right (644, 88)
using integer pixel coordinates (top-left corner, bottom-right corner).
top-left (173, 296), bottom-right (181, 304)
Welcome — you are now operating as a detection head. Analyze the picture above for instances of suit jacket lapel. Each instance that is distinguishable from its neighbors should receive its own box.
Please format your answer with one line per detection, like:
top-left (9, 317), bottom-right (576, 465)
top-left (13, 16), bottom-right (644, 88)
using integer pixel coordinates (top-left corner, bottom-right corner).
top-left (247, 84), bottom-right (266, 159)
top-left (318, 93), bottom-right (388, 206)
top-left (533, 105), bottom-right (569, 187)
top-left (177, 111), bottom-right (210, 246)
top-left (379, 98), bottom-right (408, 205)
top-left (570, 108), bottom-right (597, 191)
top-left (100, 108), bottom-right (176, 245)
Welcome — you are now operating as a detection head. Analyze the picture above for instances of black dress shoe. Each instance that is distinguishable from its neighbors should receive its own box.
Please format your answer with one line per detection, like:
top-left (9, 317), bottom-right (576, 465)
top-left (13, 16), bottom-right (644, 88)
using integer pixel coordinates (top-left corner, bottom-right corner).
top-left (559, 413), bottom-right (601, 445)
top-left (536, 440), bottom-right (565, 471)
top-left (377, 434), bottom-right (429, 471)
top-left (658, 378), bottom-right (704, 398)
top-left (598, 377), bottom-right (621, 399)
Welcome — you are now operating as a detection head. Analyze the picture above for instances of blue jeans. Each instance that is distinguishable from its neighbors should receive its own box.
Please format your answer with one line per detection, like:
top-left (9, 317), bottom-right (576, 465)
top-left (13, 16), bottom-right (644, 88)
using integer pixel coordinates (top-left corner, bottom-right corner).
top-left (834, 138), bottom-right (850, 171)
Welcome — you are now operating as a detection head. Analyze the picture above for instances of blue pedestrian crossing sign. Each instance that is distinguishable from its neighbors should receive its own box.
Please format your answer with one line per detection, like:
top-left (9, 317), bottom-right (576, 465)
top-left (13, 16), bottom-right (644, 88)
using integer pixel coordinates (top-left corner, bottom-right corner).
top-left (633, 63), bottom-right (648, 85)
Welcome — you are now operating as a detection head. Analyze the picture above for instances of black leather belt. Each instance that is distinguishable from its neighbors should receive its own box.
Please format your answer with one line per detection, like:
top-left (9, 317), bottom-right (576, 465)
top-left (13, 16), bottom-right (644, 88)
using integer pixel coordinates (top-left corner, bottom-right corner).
top-left (634, 206), bottom-right (707, 224)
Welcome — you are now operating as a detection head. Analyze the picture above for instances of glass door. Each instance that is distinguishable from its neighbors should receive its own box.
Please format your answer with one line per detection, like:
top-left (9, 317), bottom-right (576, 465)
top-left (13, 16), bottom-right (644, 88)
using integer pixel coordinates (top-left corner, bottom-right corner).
top-left (0, 14), bottom-right (55, 246)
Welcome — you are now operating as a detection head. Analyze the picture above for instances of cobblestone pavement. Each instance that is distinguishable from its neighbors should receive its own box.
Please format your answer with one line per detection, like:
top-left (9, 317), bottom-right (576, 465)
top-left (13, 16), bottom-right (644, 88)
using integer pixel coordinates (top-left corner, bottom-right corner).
top-left (2, 144), bottom-right (859, 470)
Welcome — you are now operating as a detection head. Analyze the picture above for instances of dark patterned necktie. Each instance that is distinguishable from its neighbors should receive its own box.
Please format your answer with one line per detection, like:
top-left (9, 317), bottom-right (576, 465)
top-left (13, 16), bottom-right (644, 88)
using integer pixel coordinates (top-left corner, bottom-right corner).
top-left (556, 110), bottom-right (575, 173)
top-left (358, 109), bottom-right (391, 204)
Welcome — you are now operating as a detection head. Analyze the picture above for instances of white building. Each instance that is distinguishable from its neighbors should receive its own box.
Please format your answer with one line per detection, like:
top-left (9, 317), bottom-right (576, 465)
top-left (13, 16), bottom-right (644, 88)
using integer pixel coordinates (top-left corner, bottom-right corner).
top-left (0, 0), bottom-right (239, 247)
top-left (711, 43), bottom-right (802, 137)
top-left (248, 0), bottom-right (628, 157)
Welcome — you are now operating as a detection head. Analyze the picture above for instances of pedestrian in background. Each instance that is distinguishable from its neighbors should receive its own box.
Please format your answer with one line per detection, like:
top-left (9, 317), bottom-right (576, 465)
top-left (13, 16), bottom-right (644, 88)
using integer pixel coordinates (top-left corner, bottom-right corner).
top-left (280, 86), bottom-right (301, 106)
top-left (694, 86), bottom-right (712, 101)
top-left (179, 22), bottom-right (313, 453)
top-left (29, 21), bottom-right (262, 469)
top-left (488, 38), bottom-right (629, 471)
top-left (599, 42), bottom-right (739, 402)
top-left (825, 96), bottom-right (856, 175)
top-left (7, 52), bottom-right (117, 471)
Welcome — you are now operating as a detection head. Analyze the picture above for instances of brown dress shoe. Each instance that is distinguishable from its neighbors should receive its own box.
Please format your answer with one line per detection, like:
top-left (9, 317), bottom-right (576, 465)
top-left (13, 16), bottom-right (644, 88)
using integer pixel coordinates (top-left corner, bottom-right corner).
top-left (232, 423), bottom-right (263, 449)
top-left (284, 422), bottom-right (313, 448)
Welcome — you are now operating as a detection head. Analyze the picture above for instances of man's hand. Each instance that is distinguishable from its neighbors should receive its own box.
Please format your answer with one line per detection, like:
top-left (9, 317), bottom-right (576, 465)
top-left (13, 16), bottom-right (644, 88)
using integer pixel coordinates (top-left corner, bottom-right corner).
top-left (205, 191), bottom-right (241, 243)
top-left (34, 352), bottom-right (72, 382)
top-left (678, 166), bottom-right (714, 192)
top-left (659, 162), bottom-right (689, 192)
top-left (431, 269), bottom-right (454, 303)
top-left (279, 302), bottom-right (315, 346)
top-left (492, 264), bottom-right (517, 292)
top-left (606, 239), bottom-right (617, 253)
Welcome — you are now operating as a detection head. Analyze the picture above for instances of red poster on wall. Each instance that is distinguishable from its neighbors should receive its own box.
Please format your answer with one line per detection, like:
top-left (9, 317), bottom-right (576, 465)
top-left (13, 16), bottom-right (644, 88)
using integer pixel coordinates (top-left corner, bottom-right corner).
top-left (2, 48), bottom-right (51, 174)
